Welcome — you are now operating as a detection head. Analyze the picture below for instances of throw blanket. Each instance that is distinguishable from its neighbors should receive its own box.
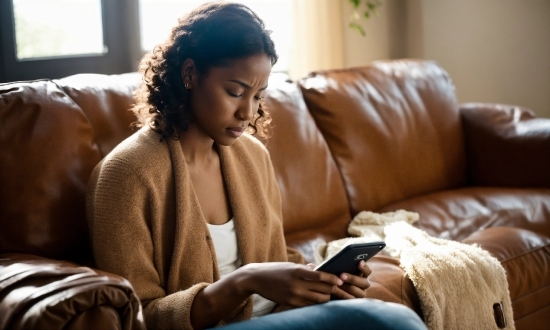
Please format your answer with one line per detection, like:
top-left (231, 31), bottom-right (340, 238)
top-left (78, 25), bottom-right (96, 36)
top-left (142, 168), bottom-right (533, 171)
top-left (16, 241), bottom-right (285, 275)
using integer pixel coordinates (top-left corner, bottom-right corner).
top-left (315, 210), bottom-right (515, 330)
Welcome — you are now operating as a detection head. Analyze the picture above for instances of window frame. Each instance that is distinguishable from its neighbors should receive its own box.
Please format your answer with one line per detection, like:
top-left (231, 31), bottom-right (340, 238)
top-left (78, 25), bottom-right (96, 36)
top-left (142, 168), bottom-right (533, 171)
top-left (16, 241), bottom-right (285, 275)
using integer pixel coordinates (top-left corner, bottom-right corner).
top-left (0, 0), bottom-right (290, 83)
top-left (0, 0), bottom-right (142, 83)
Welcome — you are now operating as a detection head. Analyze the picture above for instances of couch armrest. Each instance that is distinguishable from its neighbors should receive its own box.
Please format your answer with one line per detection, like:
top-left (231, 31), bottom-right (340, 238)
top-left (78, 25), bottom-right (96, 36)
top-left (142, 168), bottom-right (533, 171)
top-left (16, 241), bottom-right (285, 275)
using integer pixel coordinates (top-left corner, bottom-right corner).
top-left (0, 253), bottom-right (145, 330)
top-left (460, 103), bottom-right (550, 187)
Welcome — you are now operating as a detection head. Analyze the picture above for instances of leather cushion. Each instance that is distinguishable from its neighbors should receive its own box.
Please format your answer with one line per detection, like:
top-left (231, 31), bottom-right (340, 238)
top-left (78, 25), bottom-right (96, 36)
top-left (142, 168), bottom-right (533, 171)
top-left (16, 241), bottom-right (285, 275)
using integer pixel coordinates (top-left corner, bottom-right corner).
top-left (0, 80), bottom-right (102, 263)
top-left (462, 228), bottom-right (550, 329)
top-left (461, 103), bottom-right (550, 188)
top-left (299, 60), bottom-right (467, 214)
top-left (377, 187), bottom-right (550, 241)
top-left (366, 255), bottom-right (423, 318)
top-left (257, 74), bottom-right (351, 261)
top-left (55, 73), bottom-right (140, 157)
top-left (0, 253), bottom-right (144, 330)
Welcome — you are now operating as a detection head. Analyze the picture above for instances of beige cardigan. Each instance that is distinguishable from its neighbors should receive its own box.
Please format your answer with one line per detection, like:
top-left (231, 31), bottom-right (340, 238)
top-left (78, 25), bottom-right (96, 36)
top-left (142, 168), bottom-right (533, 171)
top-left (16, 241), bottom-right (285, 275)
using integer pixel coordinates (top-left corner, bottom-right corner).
top-left (86, 127), bottom-right (301, 329)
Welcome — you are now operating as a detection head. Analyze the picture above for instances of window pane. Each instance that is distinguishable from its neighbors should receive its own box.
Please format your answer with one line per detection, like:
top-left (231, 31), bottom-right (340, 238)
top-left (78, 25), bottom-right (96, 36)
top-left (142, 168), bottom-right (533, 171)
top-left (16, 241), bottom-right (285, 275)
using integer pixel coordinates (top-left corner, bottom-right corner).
top-left (13, 0), bottom-right (105, 60)
top-left (139, 0), bottom-right (290, 72)
top-left (232, 0), bottom-right (291, 72)
top-left (139, 0), bottom-right (211, 52)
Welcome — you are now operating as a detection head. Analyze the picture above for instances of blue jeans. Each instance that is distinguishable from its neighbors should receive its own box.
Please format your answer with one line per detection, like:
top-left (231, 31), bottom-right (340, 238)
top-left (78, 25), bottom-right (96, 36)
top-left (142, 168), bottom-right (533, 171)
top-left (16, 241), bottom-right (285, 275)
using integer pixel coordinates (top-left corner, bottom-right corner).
top-left (213, 299), bottom-right (426, 330)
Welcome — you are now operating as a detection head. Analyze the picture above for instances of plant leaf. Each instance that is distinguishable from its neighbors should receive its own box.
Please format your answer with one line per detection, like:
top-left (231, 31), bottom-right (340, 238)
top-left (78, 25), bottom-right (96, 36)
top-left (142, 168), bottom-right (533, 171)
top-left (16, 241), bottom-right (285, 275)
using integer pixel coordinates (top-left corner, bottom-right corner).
top-left (349, 0), bottom-right (361, 9)
top-left (349, 22), bottom-right (366, 36)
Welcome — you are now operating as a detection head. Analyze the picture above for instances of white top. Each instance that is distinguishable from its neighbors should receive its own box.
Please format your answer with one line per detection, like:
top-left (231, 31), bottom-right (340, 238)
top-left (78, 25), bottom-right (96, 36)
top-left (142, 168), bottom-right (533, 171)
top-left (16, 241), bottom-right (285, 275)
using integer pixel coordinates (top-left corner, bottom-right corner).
top-left (206, 219), bottom-right (276, 318)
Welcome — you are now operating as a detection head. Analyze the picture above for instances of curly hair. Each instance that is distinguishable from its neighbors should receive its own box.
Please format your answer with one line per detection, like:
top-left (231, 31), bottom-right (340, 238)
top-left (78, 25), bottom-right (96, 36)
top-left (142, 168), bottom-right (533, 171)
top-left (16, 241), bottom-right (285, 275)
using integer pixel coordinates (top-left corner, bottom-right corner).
top-left (132, 2), bottom-right (278, 140)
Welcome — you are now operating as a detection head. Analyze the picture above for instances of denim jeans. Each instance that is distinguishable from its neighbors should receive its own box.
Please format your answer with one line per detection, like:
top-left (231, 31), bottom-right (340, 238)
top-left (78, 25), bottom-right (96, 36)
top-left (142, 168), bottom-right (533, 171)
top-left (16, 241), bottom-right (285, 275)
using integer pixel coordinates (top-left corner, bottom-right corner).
top-left (213, 299), bottom-right (426, 330)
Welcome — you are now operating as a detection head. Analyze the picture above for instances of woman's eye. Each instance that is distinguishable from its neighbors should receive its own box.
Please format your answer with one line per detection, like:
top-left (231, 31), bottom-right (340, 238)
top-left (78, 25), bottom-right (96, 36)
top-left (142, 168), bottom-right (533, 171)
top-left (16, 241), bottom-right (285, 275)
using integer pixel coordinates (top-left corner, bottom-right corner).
top-left (228, 90), bottom-right (263, 101)
top-left (228, 91), bottom-right (243, 98)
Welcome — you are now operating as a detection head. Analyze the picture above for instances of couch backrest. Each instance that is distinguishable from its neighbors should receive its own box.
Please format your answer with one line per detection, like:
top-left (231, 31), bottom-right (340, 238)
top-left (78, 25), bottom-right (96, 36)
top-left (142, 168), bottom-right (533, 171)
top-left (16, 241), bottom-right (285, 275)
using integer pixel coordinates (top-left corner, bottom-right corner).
top-left (0, 80), bottom-right (100, 263)
top-left (0, 60), bottom-right (468, 264)
top-left (0, 71), bottom-right (351, 264)
top-left (299, 60), bottom-right (467, 215)
top-left (55, 73), bottom-right (141, 157)
top-left (0, 74), bottom-right (139, 264)
top-left (257, 74), bottom-right (351, 260)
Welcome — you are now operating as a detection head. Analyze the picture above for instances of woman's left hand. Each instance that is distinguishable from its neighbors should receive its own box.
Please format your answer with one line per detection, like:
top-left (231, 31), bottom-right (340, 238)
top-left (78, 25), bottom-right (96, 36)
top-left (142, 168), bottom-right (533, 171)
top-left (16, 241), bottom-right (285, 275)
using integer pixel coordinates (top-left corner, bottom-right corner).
top-left (331, 260), bottom-right (372, 299)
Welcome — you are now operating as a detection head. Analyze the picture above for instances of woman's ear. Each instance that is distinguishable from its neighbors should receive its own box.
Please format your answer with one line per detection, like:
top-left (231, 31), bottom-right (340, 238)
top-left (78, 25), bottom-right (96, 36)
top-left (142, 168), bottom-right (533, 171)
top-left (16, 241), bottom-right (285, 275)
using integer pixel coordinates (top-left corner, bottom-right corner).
top-left (181, 58), bottom-right (195, 88)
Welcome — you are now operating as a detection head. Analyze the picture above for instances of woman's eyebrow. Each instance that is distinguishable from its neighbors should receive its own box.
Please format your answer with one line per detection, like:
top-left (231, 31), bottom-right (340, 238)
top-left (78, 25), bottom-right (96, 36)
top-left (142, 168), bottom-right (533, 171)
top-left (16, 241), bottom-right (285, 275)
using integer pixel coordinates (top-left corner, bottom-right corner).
top-left (228, 79), bottom-right (268, 91)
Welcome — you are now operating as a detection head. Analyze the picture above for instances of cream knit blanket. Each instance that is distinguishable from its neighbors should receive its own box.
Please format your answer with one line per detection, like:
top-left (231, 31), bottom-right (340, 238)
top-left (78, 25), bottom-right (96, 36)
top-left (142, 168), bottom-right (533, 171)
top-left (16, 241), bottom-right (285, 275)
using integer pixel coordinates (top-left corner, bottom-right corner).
top-left (315, 210), bottom-right (515, 330)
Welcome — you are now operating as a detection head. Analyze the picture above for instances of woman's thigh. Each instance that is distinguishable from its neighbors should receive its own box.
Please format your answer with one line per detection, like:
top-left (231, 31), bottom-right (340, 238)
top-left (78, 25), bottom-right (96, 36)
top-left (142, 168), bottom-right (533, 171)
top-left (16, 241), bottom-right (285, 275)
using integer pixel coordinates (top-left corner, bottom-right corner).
top-left (213, 299), bottom-right (426, 330)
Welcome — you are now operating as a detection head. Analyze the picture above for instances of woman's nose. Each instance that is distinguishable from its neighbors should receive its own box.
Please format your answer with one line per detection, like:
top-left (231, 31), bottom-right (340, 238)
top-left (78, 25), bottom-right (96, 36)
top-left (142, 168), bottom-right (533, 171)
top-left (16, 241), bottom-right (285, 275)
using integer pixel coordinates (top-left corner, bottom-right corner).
top-left (237, 98), bottom-right (256, 121)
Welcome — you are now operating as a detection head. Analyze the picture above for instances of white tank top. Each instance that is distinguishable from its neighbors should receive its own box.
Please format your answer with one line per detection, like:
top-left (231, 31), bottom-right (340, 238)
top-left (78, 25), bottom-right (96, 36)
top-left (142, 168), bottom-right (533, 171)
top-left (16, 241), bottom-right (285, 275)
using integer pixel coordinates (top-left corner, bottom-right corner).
top-left (206, 219), bottom-right (276, 318)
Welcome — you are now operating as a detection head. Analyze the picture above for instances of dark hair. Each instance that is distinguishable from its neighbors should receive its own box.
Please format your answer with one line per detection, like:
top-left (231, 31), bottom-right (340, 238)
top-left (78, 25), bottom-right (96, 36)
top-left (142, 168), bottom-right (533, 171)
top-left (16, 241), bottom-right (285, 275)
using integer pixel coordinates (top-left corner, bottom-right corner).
top-left (132, 2), bottom-right (278, 140)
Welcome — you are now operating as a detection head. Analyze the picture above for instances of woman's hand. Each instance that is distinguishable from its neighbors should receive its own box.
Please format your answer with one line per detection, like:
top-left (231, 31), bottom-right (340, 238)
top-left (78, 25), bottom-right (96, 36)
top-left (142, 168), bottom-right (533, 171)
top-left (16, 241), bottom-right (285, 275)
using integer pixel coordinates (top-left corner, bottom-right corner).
top-left (330, 260), bottom-right (372, 299)
top-left (239, 262), bottom-right (344, 307)
top-left (192, 262), bottom-right (341, 329)
top-left (190, 261), bottom-right (369, 329)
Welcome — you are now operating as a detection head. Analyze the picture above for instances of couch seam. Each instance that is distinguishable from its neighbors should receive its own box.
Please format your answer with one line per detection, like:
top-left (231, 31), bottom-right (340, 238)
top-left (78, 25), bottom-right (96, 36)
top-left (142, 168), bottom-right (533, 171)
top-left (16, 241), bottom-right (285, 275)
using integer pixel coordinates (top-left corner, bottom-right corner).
top-left (513, 300), bottom-right (550, 321)
top-left (512, 283), bottom-right (550, 303)
top-left (499, 244), bottom-right (550, 263)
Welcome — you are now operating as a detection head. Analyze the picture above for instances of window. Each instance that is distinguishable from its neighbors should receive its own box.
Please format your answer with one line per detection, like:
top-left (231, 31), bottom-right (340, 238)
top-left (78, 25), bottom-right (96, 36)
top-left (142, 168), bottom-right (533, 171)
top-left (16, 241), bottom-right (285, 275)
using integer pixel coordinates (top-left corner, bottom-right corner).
top-left (138, 0), bottom-right (291, 72)
top-left (0, 0), bottom-right (291, 82)
top-left (233, 0), bottom-right (291, 72)
top-left (13, 0), bottom-right (105, 60)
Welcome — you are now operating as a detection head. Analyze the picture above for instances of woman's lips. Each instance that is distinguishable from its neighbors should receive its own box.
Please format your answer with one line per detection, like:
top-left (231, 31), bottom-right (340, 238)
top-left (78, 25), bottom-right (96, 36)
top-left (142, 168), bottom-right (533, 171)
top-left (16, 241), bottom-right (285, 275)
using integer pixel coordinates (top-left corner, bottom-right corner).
top-left (226, 127), bottom-right (245, 137)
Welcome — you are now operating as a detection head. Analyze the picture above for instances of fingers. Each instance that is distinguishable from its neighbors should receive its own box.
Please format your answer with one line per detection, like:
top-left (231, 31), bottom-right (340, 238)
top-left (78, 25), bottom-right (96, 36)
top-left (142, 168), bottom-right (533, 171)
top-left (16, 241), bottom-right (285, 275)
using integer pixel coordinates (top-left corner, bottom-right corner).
top-left (291, 264), bottom-right (373, 303)
top-left (331, 286), bottom-right (356, 300)
top-left (335, 261), bottom-right (371, 298)
top-left (287, 284), bottom-right (333, 306)
top-left (359, 261), bottom-right (373, 277)
top-left (298, 266), bottom-right (343, 286)
top-left (339, 282), bottom-right (367, 298)
top-left (339, 271), bottom-right (371, 290)
top-left (302, 279), bottom-right (338, 295)
top-left (333, 274), bottom-right (369, 299)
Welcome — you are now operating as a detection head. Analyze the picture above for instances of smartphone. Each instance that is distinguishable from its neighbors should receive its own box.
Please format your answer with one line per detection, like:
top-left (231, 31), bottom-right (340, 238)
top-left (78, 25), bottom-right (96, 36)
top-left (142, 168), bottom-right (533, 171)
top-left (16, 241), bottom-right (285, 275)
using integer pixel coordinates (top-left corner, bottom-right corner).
top-left (314, 242), bottom-right (386, 276)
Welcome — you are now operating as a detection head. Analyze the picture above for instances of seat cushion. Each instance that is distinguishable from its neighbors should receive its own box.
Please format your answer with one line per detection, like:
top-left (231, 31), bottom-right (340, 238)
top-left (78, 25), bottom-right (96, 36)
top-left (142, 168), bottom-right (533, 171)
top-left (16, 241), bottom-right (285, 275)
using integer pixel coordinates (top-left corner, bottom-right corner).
top-left (463, 227), bottom-right (550, 330)
top-left (377, 187), bottom-right (550, 241)
top-left (365, 255), bottom-right (423, 318)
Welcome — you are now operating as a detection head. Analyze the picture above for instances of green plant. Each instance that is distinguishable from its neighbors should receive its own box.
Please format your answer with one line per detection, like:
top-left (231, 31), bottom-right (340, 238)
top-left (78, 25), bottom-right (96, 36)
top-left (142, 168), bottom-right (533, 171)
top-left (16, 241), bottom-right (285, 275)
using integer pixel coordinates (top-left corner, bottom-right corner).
top-left (348, 0), bottom-right (382, 36)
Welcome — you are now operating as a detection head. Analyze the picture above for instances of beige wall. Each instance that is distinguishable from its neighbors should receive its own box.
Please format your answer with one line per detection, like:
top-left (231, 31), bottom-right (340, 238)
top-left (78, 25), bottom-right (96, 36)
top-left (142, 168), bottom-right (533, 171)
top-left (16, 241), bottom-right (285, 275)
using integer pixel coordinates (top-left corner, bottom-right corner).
top-left (341, 0), bottom-right (550, 118)
top-left (341, 0), bottom-right (391, 67)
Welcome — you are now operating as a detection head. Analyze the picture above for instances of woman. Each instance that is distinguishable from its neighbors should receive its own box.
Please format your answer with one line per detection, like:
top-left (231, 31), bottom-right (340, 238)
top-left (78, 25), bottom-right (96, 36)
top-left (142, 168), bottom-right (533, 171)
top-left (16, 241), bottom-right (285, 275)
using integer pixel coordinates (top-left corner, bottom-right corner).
top-left (86, 2), bottom-right (426, 330)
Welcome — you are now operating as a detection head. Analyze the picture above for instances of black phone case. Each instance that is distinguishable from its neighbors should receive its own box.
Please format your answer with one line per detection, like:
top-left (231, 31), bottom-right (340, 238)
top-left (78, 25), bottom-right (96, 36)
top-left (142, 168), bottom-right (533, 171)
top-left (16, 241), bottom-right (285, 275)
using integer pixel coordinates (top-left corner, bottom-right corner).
top-left (315, 242), bottom-right (386, 276)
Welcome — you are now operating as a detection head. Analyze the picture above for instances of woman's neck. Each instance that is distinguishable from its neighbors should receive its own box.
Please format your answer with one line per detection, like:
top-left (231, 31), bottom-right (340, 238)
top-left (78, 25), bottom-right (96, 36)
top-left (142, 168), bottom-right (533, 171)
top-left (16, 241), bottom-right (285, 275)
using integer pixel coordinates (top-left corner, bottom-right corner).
top-left (178, 126), bottom-right (217, 166)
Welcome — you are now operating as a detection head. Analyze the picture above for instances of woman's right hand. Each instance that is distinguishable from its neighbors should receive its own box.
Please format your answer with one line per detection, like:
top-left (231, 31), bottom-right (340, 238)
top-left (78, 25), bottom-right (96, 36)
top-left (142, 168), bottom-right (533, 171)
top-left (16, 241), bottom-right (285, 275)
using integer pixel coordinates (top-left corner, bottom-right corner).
top-left (238, 262), bottom-right (344, 307)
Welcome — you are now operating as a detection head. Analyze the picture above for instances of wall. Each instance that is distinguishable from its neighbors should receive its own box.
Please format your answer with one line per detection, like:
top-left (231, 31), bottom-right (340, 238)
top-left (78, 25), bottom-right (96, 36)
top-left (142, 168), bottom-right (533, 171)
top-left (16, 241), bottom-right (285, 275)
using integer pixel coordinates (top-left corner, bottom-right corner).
top-left (341, 0), bottom-right (550, 118)
top-left (341, 0), bottom-right (392, 67)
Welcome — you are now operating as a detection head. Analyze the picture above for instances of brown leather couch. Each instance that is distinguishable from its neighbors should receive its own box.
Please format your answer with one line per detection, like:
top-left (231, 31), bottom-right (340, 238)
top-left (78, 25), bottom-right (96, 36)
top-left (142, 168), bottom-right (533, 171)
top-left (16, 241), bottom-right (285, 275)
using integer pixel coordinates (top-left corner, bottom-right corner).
top-left (1, 60), bottom-right (549, 329)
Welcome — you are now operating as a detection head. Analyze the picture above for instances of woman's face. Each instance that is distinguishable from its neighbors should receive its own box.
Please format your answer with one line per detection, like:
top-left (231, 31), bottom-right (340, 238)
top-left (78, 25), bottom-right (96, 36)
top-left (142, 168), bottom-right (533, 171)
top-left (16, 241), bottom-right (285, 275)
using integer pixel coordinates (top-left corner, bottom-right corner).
top-left (185, 53), bottom-right (272, 146)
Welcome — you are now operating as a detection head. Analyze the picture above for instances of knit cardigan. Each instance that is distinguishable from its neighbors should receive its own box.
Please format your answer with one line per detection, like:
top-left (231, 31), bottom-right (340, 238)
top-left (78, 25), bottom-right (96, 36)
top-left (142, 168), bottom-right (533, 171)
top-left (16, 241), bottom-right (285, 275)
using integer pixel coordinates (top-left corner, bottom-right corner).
top-left (86, 127), bottom-right (300, 329)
